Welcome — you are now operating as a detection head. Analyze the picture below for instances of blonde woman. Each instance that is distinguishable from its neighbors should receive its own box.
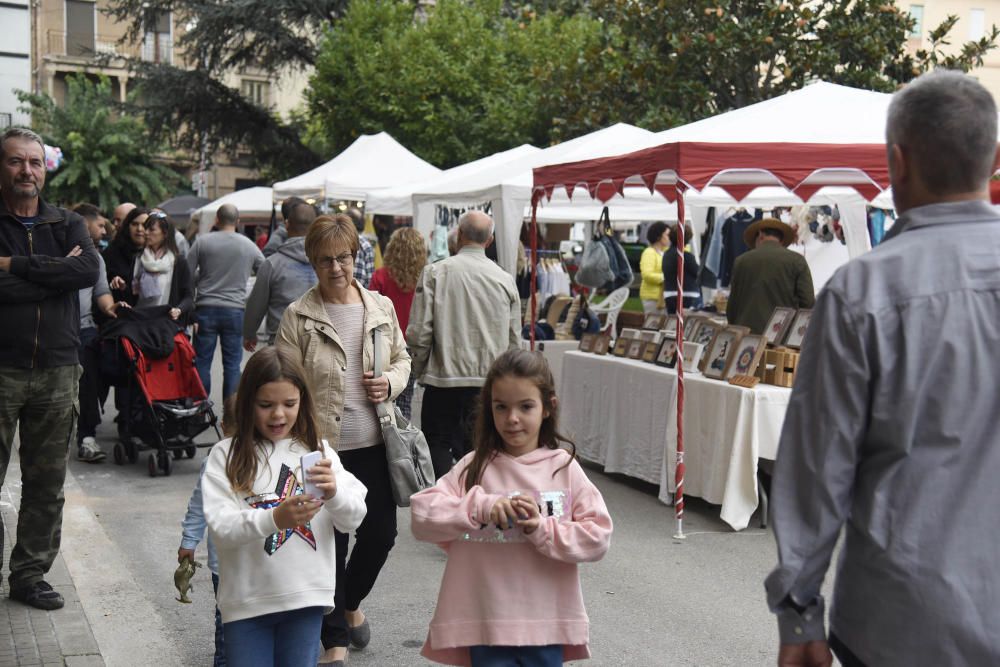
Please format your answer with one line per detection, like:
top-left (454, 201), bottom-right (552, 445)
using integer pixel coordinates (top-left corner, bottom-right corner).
top-left (368, 227), bottom-right (426, 419)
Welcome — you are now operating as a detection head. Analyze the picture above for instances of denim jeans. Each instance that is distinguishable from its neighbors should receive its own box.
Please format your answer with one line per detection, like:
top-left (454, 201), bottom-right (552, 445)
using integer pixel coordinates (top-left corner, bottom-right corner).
top-left (469, 645), bottom-right (563, 667)
top-left (211, 573), bottom-right (226, 667)
top-left (194, 307), bottom-right (244, 400)
top-left (223, 606), bottom-right (323, 667)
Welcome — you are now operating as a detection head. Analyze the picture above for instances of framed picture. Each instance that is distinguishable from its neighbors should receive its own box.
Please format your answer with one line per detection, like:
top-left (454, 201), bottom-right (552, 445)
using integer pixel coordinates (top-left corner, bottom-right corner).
top-left (655, 337), bottom-right (679, 368)
top-left (626, 337), bottom-right (646, 359)
top-left (663, 315), bottom-right (678, 338)
top-left (763, 306), bottom-right (797, 346)
top-left (683, 315), bottom-right (704, 341)
top-left (642, 340), bottom-right (660, 363)
top-left (692, 320), bottom-right (720, 349)
top-left (680, 342), bottom-right (705, 374)
top-left (612, 335), bottom-right (632, 357)
top-left (638, 329), bottom-right (659, 343)
top-left (702, 326), bottom-right (749, 379)
top-left (578, 333), bottom-right (597, 353)
top-left (594, 333), bottom-right (612, 355)
top-left (724, 334), bottom-right (767, 380)
top-left (642, 313), bottom-right (666, 330)
top-left (620, 328), bottom-right (641, 340)
top-left (784, 309), bottom-right (813, 350)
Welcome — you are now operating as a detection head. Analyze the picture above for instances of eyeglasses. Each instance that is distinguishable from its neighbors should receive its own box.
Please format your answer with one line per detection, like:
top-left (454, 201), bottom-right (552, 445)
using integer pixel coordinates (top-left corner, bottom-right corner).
top-left (316, 253), bottom-right (354, 269)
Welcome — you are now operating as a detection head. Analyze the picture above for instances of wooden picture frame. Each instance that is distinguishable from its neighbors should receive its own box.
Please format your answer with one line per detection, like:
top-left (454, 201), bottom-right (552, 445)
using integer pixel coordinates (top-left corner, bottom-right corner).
top-left (683, 315), bottom-right (704, 341)
top-left (626, 337), bottom-right (646, 359)
top-left (638, 329), bottom-right (660, 344)
top-left (663, 315), bottom-right (678, 338)
top-left (681, 341), bottom-right (705, 374)
top-left (702, 326), bottom-right (749, 379)
top-left (579, 333), bottom-right (597, 353)
top-left (692, 320), bottom-right (720, 350)
top-left (620, 328), bottom-right (641, 340)
top-left (642, 340), bottom-right (659, 363)
top-left (594, 332), bottom-right (612, 355)
top-left (763, 306), bottom-right (797, 347)
top-left (655, 337), bottom-right (679, 368)
top-left (612, 335), bottom-right (632, 357)
top-left (724, 334), bottom-right (767, 380)
top-left (783, 309), bottom-right (813, 350)
top-left (642, 313), bottom-right (666, 330)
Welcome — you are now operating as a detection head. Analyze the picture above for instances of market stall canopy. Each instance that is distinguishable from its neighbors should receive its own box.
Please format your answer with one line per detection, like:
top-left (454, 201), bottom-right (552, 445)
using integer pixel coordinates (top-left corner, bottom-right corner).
top-left (156, 194), bottom-right (211, 231)
top-left (411, 123), bottom-right (659, 274)
top-left (271, 132), bottom-right (441, 203)
top-left (365, 144), bottom-right (542, 216)
top-left (194, 186), bottom-right (275, 235)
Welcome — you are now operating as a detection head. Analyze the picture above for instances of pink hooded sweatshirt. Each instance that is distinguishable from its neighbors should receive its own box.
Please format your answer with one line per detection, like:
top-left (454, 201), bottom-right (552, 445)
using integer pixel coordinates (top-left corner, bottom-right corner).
top-left (410, 447), bottom-right (613, 666)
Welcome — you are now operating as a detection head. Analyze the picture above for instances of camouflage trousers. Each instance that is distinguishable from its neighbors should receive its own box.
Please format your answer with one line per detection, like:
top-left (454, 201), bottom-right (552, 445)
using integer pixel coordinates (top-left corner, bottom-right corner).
top-left (0, 364), bottom-right (81, 590)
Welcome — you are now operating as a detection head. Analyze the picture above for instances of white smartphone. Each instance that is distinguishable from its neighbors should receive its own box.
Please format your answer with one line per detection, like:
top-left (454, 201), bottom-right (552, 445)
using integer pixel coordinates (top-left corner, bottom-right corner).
top-left (300, 451), bottom-right (323, 499)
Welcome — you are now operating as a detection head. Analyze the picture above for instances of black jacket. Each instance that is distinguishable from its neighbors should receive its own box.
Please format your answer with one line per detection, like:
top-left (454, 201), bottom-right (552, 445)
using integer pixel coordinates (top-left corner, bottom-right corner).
top-left (0, 196), bottom-right (100, 368)
top-left (102, 237), bottom-right (142, 304)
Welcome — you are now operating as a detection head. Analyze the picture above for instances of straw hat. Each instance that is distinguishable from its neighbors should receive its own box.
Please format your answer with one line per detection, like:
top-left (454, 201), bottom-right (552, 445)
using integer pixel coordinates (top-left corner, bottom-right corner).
top-left (743, 217), bottom-right (796, 247)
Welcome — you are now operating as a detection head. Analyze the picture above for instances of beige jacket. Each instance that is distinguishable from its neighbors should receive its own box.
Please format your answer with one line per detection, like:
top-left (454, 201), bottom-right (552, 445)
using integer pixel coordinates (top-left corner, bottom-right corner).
top-left (407, 246), bottom-right (521, 388)
top-left (276, 282), bottom-right (411, 445)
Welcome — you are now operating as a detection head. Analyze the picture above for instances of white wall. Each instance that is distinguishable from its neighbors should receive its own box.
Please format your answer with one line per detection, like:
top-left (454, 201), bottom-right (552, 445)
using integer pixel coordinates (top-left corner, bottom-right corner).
top-left (0, 2), bottom-right (32, 127)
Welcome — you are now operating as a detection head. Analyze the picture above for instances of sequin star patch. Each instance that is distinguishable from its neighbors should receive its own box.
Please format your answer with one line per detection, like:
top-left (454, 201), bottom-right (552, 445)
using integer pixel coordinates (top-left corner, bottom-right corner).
top-left (245, 463), bottom-right (317, 555)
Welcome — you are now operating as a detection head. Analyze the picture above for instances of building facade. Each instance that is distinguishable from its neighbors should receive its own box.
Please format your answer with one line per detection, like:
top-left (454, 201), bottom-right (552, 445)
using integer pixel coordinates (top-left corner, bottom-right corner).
top-left (0, 0), bottom-right (32, 129)
top-left (29, 0), bottom-right (309, 199)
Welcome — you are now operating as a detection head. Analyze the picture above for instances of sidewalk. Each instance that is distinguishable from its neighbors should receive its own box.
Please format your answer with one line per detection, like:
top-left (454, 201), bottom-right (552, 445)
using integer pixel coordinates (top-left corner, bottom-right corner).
top-left (0, 455), bottom-right (104, 667)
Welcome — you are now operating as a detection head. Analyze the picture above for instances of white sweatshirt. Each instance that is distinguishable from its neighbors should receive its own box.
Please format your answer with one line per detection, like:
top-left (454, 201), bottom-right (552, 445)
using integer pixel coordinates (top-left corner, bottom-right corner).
top-left (202, 437), bottom-right (368, 624)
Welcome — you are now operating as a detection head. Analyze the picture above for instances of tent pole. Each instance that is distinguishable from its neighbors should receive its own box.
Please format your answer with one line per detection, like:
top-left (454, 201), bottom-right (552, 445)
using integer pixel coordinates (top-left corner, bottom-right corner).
top-left (529, 197), bottom-right (539, 351)
top-left (674, 191), bottom-right (686, 540)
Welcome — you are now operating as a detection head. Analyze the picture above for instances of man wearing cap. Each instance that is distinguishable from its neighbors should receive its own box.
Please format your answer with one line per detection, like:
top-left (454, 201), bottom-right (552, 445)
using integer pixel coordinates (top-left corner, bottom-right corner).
top-left (725, 217), bottom-right (814, 334)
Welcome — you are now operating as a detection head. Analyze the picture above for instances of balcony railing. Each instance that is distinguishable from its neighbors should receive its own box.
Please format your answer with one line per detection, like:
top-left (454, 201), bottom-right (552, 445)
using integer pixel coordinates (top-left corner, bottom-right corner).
top-left (46, 30), bottom-right (173, 64)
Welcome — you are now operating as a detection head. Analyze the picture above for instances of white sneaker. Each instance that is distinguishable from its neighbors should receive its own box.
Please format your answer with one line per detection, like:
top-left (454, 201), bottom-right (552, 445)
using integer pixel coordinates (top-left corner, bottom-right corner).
top-left (77, 436), bottom-right (106, 463)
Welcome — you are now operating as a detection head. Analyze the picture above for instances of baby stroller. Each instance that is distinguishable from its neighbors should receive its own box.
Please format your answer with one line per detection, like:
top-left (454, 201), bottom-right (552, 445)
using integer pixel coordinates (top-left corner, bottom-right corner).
top-left (110, 327), bottom-right (220, 477)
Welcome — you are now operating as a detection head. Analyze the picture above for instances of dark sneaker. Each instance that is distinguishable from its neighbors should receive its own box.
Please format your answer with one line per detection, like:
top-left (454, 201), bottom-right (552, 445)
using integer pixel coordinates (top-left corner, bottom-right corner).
top-left (10, 580), bottom-right (64, 610)
top-left (349, 617), bottom-right (371, 649)
top-left (77, 437), bottom-right (106, 463)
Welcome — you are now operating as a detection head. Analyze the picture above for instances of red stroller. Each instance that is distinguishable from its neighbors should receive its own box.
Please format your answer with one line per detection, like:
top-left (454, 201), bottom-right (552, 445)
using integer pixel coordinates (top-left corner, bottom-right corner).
top-left (114, 331), bottom-right (220, 476)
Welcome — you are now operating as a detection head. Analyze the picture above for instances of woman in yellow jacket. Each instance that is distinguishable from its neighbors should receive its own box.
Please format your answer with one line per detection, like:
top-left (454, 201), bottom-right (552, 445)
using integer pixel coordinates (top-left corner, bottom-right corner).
top-left (639, 222), bottom-right (670, 315)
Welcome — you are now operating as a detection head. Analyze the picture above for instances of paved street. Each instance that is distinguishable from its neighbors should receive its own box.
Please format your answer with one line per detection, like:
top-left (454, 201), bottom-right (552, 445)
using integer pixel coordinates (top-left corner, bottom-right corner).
top-left (7, 348), bottom-right (837, 666)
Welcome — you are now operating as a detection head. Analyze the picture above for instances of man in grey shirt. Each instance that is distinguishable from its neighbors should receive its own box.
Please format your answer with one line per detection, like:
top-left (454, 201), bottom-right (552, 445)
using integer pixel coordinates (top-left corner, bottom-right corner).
top-left (765, 71), bottom-right (1000, 666)
top-left (242, 201), bottom-right (317, 350)
top-left (187, 203), bottom-right (264, 399)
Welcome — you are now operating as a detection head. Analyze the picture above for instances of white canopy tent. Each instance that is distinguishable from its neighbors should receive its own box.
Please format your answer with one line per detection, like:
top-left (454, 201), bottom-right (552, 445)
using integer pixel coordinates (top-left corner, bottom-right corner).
top-left (411, 123), bottom-right (660, 274)
top-left (271, 132), bottom-right (441, 203)
top-left (194, 186), bottom-right (276, 236)
top-left (364, 144), bottom-right (542, 216)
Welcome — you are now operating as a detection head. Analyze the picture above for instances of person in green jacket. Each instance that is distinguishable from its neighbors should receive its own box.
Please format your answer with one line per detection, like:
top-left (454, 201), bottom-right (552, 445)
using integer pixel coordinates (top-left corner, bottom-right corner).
top-left (726, 218), bottom-right (815, 335)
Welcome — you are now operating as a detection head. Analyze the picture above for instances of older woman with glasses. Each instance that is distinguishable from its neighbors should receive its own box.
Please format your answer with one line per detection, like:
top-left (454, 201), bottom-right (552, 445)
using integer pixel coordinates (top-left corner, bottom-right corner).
top-left (276, 214), bottom-right (410, 666)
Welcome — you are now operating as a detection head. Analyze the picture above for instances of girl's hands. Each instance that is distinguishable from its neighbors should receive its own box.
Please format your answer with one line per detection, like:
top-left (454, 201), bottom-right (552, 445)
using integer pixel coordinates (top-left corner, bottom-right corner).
top-left (362, 371), bottom-right (390, 403)
top-left (109, 276), bottom-right (126, 290)
top-left (305, 459), bottom-right (337, 501)
top-left (177, 547), bottom-right (195, 563)
top-left (273, 494), bottom-right (322, 530)
top-left (490, 495), bottom-right (542, 534)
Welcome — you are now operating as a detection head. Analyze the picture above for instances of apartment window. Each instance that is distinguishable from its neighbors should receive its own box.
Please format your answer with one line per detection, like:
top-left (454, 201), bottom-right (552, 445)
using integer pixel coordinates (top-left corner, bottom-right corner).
top-left (970, 9), bottom-right (986, 41)
top-left (241, 79), bottom-right (270, 106)
top-left (908, 5), bottom-right (924, 38)
top-left (142, 10), bottom-right (172, 64)
top-left (0, 113), bottom-right (12, 130)
top-left (65, 0), bottom-right (95, 57)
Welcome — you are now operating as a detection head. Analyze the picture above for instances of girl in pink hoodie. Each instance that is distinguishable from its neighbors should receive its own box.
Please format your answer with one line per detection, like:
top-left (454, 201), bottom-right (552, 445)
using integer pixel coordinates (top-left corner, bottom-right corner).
top-left (411, 350), bottom-right (613, 666)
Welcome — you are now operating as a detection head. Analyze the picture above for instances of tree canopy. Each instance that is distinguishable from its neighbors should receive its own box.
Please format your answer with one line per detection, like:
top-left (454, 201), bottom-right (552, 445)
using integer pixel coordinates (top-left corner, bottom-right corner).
top-left (17, 75), bottom-right (181, 212)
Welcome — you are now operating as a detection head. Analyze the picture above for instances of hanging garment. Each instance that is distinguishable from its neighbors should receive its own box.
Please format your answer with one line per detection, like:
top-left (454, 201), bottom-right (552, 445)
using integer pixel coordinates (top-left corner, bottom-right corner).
top-left (719, 209), bottom-right (755, 287)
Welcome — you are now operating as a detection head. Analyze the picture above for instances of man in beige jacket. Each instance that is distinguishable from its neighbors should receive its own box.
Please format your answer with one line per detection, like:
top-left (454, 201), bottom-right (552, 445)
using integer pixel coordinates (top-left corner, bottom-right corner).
top-left (407, 211), bottom-right (521, 478)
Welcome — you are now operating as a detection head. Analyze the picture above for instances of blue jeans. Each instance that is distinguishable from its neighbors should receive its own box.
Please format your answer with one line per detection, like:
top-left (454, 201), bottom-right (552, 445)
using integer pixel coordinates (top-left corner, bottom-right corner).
top-left (211, 573), bottom-right (226, 667)
top-left (194, 307), bottom-right (244, 400)
top-left (469, 645), bottom-right (563, 667)
top-left (223, 606), bottom-right (323, 667)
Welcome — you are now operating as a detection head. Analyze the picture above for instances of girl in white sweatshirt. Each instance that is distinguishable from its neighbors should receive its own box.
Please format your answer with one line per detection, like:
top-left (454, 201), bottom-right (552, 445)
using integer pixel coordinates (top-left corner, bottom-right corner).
top-left (203, 346), bottom-right (368, 667)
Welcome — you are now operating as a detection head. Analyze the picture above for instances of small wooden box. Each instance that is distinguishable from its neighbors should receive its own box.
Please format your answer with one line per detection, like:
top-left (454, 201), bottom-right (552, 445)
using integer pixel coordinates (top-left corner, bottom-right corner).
top-left (756, 347), bottom-right (800, 387)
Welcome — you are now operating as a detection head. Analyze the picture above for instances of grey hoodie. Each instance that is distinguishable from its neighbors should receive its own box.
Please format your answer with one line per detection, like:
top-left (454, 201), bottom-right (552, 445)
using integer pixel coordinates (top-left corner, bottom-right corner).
top-left (242, 236), bottom-right (316, 341)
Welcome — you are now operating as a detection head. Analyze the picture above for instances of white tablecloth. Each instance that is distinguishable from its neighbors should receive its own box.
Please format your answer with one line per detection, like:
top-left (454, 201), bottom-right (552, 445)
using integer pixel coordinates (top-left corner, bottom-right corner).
top-left (559, 351), bottom-right (791, 530)
top-left (520, 339), bottom-right (580, 395)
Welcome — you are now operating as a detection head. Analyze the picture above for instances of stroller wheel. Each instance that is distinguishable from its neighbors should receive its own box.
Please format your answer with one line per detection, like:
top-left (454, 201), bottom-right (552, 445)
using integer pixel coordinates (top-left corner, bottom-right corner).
top-left (159, 452), bottom-right (173, 476)
top-left (185, 445), bottom-right (197, 459)
top-left (113, 443), bottom-right (125, 466)
top-left (147, 454), bottom-right (158, 477)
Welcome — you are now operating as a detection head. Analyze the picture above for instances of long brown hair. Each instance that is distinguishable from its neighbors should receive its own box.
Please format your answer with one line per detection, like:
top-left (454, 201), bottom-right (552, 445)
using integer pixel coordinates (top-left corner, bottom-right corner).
top-left (463, 350), bottom-right (576, 492)
top-left (226, 347), bottom-right (321, 494)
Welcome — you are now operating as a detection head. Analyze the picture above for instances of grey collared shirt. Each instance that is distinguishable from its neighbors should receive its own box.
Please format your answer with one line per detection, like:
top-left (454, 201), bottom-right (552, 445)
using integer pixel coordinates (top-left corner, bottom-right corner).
top-left (765, 199), bottom-right (1000, 665)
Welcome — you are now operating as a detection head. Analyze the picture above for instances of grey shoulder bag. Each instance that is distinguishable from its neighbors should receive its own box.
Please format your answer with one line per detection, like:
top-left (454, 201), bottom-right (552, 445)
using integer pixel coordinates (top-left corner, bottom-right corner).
top-left (373, 329), bottom-right (435, 506)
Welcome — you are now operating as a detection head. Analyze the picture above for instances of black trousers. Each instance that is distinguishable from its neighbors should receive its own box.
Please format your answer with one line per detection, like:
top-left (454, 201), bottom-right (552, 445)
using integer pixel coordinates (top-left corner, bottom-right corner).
top-left (321, 444), bottom-right (397, 650)
top-left (829, 632), bottom-right (868, 667)
top-left (76, 327), bottom-right (103, 443)
top-left (421, 385), bottom-right (481, 479)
